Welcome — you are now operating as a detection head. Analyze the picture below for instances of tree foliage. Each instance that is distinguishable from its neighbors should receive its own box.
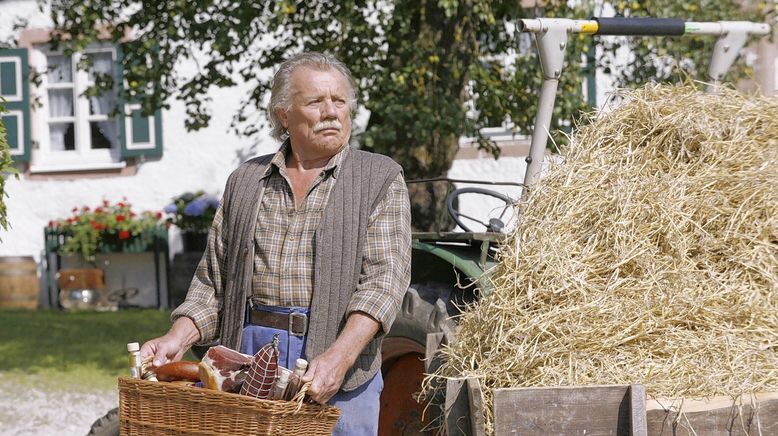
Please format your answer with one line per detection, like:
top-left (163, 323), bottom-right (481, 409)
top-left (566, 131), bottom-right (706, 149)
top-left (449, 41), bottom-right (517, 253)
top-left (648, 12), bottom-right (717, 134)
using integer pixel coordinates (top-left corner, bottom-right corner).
top-left (45, 0), bottom-right (771, 230)
top-left (0, 100), bottom-right (20, 234)
top-left (47, 0), bottom-right (592, 178)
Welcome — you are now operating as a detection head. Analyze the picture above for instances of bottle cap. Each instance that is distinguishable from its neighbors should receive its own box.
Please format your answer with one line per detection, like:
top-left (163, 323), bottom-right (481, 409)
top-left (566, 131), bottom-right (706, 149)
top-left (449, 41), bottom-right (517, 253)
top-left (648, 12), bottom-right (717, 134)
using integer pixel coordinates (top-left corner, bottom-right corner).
top-left (127, 342), bottom-right (140, 352)
top-left (295, 358), bottom-right (308, 370)
top-left (276, 369), bottom-right (290, 387)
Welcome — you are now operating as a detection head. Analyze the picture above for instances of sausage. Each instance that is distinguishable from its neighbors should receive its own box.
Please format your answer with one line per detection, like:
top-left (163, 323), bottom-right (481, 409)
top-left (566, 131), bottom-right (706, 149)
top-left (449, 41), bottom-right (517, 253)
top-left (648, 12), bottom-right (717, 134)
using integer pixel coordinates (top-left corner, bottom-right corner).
top-left (240, 335), bottom-right (279, 399)
top-left (154, 361), bottom-right (201, 383)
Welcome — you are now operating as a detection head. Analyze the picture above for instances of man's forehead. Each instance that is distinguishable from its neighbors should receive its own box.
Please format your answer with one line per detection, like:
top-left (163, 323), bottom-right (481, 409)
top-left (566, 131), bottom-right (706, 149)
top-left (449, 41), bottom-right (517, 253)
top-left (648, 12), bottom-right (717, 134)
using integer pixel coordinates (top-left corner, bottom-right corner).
top-left (291, 67), bottom-right (349, 93)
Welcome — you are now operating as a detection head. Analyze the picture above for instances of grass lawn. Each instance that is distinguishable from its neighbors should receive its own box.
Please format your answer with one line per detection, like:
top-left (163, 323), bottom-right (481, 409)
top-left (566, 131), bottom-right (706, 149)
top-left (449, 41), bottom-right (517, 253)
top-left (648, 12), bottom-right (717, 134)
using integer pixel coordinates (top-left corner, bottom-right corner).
top-left (0, 309), bottom-right (194, 391)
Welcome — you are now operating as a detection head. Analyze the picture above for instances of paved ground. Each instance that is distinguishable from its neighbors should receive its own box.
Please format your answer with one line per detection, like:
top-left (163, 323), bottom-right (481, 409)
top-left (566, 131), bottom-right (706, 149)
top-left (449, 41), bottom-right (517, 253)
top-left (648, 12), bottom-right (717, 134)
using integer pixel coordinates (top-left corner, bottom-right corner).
top-left (0, 373), bottom-right (117, 436)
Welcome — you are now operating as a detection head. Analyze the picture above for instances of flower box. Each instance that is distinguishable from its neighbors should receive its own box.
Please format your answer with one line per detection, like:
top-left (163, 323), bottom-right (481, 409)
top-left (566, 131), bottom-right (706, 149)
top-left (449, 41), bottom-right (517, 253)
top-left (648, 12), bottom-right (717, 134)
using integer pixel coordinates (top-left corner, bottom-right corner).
top-left (47, 200), bottom-right (165, 262)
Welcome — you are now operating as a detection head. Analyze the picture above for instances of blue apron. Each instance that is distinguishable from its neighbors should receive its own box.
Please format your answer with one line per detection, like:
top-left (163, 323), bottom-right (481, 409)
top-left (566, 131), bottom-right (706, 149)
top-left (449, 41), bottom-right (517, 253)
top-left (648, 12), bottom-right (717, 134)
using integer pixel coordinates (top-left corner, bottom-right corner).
top-left (241, 303), bottom-right (383, 436)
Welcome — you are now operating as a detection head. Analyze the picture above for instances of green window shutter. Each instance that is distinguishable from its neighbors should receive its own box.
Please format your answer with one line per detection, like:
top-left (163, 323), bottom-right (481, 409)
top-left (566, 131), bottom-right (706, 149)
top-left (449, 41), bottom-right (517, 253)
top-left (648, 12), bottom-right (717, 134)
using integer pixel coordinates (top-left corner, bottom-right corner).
top-left (0, 48), bottom-right (31, 163)
top-left (116, 44), bottom-right (163, 159)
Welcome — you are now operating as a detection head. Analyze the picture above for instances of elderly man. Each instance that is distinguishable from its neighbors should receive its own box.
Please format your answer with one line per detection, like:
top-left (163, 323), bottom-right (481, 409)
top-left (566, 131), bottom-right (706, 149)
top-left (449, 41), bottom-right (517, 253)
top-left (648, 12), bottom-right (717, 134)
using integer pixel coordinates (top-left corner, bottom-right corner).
top-left (141, 52), bottom-right (411, 434)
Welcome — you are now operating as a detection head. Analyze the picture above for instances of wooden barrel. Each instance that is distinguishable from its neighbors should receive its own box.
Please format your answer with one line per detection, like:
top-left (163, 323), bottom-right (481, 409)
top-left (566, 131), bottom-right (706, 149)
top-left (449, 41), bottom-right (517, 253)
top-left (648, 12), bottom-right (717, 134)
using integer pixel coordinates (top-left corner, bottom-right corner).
top-left (0, 256), bottom-right (40, 309)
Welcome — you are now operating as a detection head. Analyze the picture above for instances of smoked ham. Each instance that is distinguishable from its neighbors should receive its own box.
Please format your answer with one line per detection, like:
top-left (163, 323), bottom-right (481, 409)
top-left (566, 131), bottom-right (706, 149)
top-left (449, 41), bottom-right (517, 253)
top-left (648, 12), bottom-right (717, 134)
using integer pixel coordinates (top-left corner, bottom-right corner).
top-left (198, 345), bottom-right (253, 392)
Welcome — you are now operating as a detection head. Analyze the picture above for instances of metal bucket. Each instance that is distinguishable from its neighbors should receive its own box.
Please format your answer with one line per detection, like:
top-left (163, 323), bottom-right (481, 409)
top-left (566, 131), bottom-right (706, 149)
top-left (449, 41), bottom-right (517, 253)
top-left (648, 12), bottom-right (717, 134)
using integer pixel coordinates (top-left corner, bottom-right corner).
top-left (0, 256), bottom-right (40, 309)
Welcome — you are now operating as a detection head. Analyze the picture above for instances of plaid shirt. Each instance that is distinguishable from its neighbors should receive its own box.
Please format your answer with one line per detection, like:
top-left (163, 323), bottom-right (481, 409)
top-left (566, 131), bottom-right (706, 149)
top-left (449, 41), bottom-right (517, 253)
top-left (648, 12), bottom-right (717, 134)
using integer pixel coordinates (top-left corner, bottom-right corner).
top-left (172, 143), bottom-right (411, 344)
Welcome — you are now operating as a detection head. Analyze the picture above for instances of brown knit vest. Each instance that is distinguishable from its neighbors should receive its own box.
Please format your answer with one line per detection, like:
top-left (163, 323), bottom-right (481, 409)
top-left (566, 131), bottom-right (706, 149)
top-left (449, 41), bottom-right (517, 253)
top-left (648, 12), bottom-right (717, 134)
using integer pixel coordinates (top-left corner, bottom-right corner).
top-left (218, 147), bottom-right (402, 391)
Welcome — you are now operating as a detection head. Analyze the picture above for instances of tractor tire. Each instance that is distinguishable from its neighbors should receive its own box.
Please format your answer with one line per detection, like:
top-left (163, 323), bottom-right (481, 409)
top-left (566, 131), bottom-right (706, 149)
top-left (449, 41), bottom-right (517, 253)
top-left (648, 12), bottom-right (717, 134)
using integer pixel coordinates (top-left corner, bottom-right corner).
top-left (379, 283), bottom-right (460, 436)
top-left (87, 407), bottom-right (119, 436)
top-left (388, 283), bottom-right (459, 346)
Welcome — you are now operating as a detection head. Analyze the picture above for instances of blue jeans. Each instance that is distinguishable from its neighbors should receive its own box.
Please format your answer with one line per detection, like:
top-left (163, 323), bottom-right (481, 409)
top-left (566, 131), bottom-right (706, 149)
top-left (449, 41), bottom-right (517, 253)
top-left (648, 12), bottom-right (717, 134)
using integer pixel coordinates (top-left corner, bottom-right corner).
top-left (241, 303), bottom-right (383, 436)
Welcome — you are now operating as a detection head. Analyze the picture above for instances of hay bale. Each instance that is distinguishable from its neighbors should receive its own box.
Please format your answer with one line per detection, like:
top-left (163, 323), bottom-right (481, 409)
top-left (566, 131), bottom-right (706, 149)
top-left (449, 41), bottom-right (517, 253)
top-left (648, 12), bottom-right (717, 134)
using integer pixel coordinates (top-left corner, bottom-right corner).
top-left (427, 83), bottom-right (778, 434)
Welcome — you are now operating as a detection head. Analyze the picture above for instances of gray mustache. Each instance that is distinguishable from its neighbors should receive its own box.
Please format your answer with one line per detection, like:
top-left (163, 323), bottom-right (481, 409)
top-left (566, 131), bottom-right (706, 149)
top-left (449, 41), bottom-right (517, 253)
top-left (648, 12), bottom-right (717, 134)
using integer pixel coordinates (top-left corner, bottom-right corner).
top-left (313, 120), bottom-right (342, 133)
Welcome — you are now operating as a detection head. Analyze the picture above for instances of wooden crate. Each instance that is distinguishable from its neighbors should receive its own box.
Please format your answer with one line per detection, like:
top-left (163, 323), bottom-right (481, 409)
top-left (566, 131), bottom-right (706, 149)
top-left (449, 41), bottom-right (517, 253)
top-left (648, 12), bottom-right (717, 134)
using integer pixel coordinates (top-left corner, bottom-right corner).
top-left (445, 380), bottom-right (778, 436)
top-left (425, 331), bottom-right (778, 435)
top-left (646, 392), bottom-right (778, 435)
top-left (493, 384), bottom-right (646, 436)
top-left (57, 268), bottom-right (105, 290)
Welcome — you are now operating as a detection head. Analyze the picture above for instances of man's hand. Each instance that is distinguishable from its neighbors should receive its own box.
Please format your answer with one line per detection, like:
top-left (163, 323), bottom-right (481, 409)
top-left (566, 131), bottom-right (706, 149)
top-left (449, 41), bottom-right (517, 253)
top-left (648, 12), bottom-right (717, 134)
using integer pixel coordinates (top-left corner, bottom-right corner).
top-left (140, 317), bottom-right (201, 368)
top-left (301, 312), bottom-right (380, 403)
top-left (302, 347), bottom-right (353, 403)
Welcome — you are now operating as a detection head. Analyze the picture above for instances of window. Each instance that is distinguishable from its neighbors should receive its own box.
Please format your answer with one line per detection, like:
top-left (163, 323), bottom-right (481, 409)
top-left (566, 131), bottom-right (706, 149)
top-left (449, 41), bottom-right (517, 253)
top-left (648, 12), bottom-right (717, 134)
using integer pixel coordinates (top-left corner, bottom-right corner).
top-left (0, 35), bottom-right (164, 172)
top-left (34, 42), bottom-right (124, 170)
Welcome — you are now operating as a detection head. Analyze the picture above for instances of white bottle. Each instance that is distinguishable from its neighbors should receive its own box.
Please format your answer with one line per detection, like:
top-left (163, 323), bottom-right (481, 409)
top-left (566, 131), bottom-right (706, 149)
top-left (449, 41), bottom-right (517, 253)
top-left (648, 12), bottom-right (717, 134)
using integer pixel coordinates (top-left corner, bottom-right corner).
top-left (269, 369), bottom-right (291, 400)
top-left (127, 342), bottom-right (142, 379)
top-left (293, 359), bottom-right (309, 378)
top-left (284, 358), bottom-right (308, 400)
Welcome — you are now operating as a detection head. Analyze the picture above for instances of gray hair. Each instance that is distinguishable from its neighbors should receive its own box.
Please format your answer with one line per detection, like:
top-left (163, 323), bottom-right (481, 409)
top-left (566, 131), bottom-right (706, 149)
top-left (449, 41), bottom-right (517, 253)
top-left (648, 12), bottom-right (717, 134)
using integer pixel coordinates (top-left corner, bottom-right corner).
top-left (268, 52), bottom-right (357, 142)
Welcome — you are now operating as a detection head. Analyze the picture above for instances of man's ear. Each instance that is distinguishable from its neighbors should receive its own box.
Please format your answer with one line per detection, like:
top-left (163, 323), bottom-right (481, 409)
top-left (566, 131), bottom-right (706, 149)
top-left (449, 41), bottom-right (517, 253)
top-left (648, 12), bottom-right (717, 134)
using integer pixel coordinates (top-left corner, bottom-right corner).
top-left (276, 107), bottom-right (289, 128)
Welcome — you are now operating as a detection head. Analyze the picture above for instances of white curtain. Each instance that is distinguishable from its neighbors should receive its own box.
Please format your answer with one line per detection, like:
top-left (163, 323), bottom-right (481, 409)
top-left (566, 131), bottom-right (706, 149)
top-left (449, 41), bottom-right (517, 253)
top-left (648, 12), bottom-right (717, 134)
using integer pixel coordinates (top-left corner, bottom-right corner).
top-left (88, 52), bottom-right (118, 149)
top-left (48, 123), bottom-right (72, 151)
top-left (47, 55), bottom-right (71, 83)
top-left (48, 89), bottom-right (73, 151)
top-left (48, 54), bottom-right (74, 151)
top-left (48, 89), bottom-right (73, 118)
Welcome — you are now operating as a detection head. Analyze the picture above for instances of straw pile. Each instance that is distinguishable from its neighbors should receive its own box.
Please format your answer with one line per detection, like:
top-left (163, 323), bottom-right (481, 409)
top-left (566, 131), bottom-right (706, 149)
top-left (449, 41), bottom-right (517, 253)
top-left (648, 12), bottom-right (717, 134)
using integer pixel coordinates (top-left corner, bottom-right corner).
top-left (427, 83), bottom-right (778, 434)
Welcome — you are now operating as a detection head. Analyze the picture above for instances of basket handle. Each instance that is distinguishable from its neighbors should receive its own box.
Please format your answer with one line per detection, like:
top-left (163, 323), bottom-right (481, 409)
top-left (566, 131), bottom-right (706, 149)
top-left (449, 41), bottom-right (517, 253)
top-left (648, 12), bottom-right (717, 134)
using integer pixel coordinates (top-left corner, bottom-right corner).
top-left (291, 381), bottom-right (312, 413)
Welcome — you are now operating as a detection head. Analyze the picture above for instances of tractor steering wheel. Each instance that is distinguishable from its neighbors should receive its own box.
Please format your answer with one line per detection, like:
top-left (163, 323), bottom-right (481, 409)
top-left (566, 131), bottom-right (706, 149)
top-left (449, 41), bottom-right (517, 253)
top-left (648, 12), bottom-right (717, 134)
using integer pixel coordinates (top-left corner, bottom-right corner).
top-left (446, 187), bottom-right (515, 233)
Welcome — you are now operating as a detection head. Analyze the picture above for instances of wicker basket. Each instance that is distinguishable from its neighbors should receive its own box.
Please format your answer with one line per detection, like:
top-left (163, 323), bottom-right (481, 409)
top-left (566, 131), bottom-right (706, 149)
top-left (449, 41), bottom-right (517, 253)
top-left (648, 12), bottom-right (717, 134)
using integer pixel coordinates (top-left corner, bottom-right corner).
top-left (118, 377), bottom-right (340, 435)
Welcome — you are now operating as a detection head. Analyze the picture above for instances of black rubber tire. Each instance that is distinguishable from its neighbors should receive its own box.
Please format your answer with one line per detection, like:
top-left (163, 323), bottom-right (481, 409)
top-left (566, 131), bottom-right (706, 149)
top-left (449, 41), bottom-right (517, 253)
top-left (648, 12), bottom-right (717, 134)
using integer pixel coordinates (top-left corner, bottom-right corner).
top-left (87, 407), bottom-right (119, 436)
top-left (386, 283), bottom-right (459, 349)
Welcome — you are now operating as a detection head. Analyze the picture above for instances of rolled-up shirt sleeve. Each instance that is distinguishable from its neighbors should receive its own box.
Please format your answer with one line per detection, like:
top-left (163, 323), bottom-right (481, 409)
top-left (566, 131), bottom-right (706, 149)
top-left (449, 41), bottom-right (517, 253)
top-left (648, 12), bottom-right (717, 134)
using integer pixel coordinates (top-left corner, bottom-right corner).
top-left (170, 203), bottom-right (227, 344)
top-left (346, 173), bottom-right (412, 335)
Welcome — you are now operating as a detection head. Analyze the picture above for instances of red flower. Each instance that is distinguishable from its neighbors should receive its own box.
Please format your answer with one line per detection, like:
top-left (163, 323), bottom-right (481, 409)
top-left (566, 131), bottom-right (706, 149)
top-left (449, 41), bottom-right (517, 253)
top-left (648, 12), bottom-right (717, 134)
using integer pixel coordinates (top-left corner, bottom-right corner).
top-left (118, 202), bottom-right (126, 208)
top-left (95, 207), bottom-right (104, 214)
top-left (103, 200), bottom-right (110, 207)
top-left (72, 207), bottom-right (78, 213)
top-left (116, 215), bottom-right (126, 222)
top-left (66, 218), bottom-right (74, 224)
top-left (82, 206), bottom-right (90, 212)
top-left (48, 220), bottom-right (54, 227)
top-left (118, 230), bottom-right (131, 240)
top-left (154, 212), bottom-right (162, 220)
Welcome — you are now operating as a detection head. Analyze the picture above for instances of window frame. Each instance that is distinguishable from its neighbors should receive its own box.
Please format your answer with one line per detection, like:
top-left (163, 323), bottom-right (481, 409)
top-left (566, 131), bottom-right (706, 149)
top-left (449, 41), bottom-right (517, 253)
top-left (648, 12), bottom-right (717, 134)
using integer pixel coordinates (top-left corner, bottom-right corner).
top-left (30, 41), bottom-right (125, 172)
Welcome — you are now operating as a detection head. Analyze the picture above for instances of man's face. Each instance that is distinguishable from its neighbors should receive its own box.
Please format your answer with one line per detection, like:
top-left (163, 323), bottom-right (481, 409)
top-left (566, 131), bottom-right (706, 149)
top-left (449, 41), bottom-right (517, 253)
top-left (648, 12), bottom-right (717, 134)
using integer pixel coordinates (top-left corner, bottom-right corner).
top-left (278, 66), bottom-right (352, 156)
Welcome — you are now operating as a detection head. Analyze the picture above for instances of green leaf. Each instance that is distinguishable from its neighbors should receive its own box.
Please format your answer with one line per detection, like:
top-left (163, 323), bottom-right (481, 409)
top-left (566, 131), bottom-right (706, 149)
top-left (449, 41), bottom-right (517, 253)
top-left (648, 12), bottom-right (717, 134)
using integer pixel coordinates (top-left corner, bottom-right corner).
top-left (0, 99), bottom-right (20, 236)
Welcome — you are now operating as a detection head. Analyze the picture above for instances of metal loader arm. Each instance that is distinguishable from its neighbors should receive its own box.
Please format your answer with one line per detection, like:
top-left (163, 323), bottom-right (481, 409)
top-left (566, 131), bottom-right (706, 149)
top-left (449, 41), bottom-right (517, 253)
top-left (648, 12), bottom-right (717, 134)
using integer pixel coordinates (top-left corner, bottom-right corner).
top-left (517, 17), bottom-right (771, 192)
